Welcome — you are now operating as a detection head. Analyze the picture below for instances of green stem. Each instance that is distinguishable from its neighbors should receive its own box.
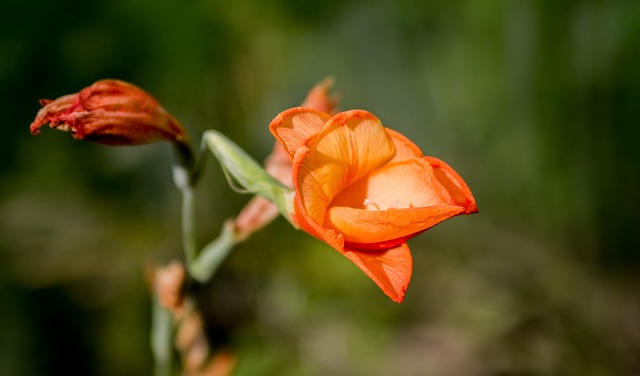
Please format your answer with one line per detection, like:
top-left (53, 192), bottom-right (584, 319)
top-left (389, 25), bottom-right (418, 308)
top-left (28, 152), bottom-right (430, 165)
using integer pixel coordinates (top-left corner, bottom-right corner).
top-left (151, 296), bottom-right (173, 376)
top-left (172, 137), bottom-right (239, 281)
top-left (172, 139), bottom-right (206, 270)
top-left (189, 220), bottom-right (241, 282)
top-left (181, 185), bottom-right (198, 266)
top-left (153, 136), bottom-right (246, 375)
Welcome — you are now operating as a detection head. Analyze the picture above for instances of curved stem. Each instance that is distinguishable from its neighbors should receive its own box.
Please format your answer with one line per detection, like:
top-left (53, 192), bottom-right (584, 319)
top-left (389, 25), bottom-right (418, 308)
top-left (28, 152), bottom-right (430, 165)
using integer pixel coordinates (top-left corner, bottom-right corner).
top-left (172, 139), bottom-right (206, 268)
top-left (189, 220), bottom-right (240, 282)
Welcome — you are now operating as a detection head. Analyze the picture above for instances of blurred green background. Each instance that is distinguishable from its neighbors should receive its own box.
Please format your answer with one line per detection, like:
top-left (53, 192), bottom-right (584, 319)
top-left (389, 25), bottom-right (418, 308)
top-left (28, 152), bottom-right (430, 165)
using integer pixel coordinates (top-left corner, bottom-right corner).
top-left (1, 0), bottom-right (639, 375)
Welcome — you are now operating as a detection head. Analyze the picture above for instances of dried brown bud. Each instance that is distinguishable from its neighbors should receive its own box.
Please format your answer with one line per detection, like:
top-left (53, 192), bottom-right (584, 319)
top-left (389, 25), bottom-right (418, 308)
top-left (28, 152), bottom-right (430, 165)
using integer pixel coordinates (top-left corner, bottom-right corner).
top-left (30, 79), bottom-right (188, 146)
top-left (153, 260), bottom-right (187, 313)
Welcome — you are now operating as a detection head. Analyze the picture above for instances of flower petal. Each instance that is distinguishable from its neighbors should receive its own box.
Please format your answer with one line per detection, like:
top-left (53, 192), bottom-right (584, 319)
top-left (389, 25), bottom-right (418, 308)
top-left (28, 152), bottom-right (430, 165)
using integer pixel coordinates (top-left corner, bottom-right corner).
top-left (425, 156), bottom-right (478, 214)
top-left (327, 205), bottom-right (465, 245)
top-left (291, 146), bottom-right (346, 251)
top-left (292, 110), bottom-right (397, 226)
top-left (330, 158), bottom-right (453, 211)
top-left (269, 107), bottom-right (331, 160)
top-left (343, 243), bottom-right (413, 303)
top-left (292, 146), bottom-right (329, 224)
top-left (293, 199), bottom-right (345, 251)
top-left (30, 94), bottom-right (77, 135)
top-left (385, 128), bottom-right (424, 162)
top-left (300, 77), bottom-right (339, 115)
top-left (326, 157), bottom-right (464, 245)
top-left (311, 110), bottom-right (396, 186)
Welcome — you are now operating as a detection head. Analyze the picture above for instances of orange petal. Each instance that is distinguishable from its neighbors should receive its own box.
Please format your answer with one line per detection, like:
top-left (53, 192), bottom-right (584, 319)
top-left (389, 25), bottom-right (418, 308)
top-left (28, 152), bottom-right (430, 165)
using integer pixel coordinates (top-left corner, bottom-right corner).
top-left (293, 191), bottom-right (345, 252)
top-left (385, 128), bottom-right (424, 162)
top-left (326, 205), bottom-right (465, 245)
top-left (311, 110), bottom-right (396, 186)
top-left (330, 158), bottom-right (454, 211)
top-left (425, 156), bottom-right (478, 214)
top-left (264, 143), bottom-right (293, 185)
top-left (292, 147), bottom-right (345, 250)
top-left (269, 107), bottom-right (331, 160)
top-left (327, 158), bottom-right (464, 244)
top-left (301, 77), bottom-right (339, 115)
top-left (343, 243), bottom-right (413, 303)
top-left (295, 110), bottom-right (396, 221)
top-left (292, 146), bottom-right (330, 224)
top-left (234, 196), bottom-right (280, 239)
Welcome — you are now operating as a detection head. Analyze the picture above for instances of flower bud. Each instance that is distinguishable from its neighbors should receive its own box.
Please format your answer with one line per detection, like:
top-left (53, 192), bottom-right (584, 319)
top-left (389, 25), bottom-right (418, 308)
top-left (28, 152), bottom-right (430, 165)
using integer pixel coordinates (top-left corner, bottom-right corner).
top-left (232, 78), bottom-right (339, 238)
top-left (30, 79), bottom-right (188, 146)
top-left (301, 76), bottom-right (339, 115)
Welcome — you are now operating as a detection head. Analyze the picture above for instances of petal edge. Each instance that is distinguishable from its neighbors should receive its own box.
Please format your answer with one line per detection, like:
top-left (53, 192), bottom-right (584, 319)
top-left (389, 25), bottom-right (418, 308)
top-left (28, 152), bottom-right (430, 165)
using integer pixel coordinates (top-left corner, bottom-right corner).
top-left (343, 243), bottom-right (413, 303)
top-left (269, 107), bottom-right (331, 160)
top-left (425, 156), bottom-right (478, 214)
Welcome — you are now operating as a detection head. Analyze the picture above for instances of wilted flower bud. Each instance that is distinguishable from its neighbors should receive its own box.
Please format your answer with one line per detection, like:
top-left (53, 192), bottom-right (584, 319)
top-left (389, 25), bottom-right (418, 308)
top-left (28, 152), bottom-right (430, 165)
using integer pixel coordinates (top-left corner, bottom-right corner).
top-left (30, 79), bottom-right (188, 146)
top-left (152, 260), bottom-right (187, 314)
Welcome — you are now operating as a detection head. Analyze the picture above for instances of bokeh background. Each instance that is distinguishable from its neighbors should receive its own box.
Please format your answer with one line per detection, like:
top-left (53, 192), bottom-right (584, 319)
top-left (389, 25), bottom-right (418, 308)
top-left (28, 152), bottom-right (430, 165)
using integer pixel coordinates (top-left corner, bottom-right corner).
top-left (1, 0), bottom-right (639, 375)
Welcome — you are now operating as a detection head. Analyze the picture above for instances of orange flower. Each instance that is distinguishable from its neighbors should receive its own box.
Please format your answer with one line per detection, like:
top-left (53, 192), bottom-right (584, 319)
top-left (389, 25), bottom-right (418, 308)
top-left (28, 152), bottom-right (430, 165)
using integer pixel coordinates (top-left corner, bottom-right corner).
top-left (270, 108), bottom-right (477, 302)
top-left (30, 79), bottom-right (188, 146)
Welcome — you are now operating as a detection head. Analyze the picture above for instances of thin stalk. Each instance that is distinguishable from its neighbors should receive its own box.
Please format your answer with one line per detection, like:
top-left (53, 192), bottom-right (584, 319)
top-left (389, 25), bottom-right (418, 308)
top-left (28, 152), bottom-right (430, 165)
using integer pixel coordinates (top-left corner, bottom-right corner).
top-left (151, 296), bottom-right (173, 376)
top-left (172, 139), bottom-right (207, 269)
top-left (189, 220), bottom-right (240, 282)
top-left (181, 185), bottom-right (198, 266)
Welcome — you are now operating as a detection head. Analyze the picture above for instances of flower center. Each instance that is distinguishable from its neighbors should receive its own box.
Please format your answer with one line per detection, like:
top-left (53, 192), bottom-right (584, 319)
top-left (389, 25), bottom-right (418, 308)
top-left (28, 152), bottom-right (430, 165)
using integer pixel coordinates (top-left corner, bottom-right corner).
top-left (328, 159), bottom-right (446, 214)
top-left (362, 198), bottom-right (381, 211)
